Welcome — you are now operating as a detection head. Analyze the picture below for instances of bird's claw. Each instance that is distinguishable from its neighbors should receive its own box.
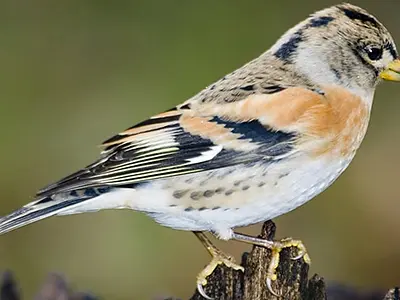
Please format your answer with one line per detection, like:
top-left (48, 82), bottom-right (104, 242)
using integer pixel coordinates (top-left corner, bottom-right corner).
top-left (265, 238), bottom-right (311, 296)
top-left (197, 283), bottom-right (213, 300)
top-left (267, 277), bottom-right (280, 297)
top-left (196, 250), bottom-right (244, 299)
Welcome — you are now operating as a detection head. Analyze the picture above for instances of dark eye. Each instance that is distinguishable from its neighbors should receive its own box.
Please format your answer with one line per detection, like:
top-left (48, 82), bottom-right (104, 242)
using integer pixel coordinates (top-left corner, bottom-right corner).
top-left (365, 46), bottom-right (383, 60)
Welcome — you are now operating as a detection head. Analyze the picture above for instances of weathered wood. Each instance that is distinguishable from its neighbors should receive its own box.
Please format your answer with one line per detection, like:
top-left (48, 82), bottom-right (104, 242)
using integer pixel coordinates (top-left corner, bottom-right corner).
top-left (383, 288), bottom-right (400, 300)
top-left (188, 220), bottom-right (397, 300)
top-left (190, 220), bottom-right (325, 300)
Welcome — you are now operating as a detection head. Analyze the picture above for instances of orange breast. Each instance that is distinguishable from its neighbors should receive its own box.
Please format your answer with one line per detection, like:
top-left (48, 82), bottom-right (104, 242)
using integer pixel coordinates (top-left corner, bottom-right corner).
top-left (291, 86), bottom-right (370, 157)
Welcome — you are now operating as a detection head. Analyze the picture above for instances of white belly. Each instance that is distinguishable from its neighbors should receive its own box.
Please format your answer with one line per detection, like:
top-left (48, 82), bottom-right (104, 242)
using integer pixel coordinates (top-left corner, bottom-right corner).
top-left (130, 154), bottom-right (353, 238)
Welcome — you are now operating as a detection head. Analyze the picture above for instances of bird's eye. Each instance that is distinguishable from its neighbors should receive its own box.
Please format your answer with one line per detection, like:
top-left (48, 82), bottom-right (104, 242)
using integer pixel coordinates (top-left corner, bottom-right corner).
top-left (365, 46), bottom-right (383, 61)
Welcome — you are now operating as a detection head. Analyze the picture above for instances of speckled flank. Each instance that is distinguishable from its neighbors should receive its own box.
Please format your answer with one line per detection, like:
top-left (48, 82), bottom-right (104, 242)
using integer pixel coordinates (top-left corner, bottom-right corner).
top-left (138, 151), bottom-right (351, 232)
top-left (160, 164), bottom-right (276, 210)
top-left (172, 181), bottom-right (258, 209)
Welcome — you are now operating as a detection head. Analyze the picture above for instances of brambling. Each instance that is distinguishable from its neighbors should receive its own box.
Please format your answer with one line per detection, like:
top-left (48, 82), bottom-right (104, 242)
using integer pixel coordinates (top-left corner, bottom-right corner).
top-left (0, 3), bottom-right (399, 299)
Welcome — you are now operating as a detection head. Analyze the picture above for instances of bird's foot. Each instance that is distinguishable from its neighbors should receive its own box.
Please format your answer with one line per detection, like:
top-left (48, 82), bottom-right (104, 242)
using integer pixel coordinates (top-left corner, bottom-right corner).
top-left (196, 247), bottom-right (244, 299)
top-left (231, 232), bottom-right (310, 296)
top-left (194, 231), bottom-right (244, 299)
top-left (264, 238), bottom-right (310, 296)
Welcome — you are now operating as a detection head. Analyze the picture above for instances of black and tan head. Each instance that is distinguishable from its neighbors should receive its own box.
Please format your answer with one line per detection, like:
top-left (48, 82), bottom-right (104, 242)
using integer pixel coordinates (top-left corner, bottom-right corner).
top-left (268, 3), bottom-right (400, 103)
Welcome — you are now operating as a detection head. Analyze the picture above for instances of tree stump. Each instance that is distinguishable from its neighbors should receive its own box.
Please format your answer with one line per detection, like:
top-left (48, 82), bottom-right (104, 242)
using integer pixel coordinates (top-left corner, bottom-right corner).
top-left (188, 220), bottom-right (397, 300)
top-left (189, 221), bottom-right (324, 300)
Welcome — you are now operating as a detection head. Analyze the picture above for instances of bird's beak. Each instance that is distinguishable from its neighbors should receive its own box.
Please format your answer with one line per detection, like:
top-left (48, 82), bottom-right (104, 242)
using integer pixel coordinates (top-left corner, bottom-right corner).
top-left (380, 59), bottom-right (400, 81)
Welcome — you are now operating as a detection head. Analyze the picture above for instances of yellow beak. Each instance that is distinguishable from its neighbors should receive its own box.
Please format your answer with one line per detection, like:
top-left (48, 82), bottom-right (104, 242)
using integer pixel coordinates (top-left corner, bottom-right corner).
top-left (380, 59), bottom-right (400, 81)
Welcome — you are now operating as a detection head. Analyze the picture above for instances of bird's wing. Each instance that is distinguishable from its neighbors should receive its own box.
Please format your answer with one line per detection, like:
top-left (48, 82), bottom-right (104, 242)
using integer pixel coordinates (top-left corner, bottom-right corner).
top-left (36, 85), bottom-right (325, 198)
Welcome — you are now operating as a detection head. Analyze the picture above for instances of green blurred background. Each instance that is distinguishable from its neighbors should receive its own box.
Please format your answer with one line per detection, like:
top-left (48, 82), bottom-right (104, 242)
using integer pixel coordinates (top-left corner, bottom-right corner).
top-left (0, 0), bottom-right (399, 299)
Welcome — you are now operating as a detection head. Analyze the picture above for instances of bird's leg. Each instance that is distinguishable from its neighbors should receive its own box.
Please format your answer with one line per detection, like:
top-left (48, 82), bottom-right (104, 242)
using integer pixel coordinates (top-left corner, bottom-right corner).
top-left (193, 231), bottom-right (244, 299)
top-left (231, 231), bottom-right (310, 296)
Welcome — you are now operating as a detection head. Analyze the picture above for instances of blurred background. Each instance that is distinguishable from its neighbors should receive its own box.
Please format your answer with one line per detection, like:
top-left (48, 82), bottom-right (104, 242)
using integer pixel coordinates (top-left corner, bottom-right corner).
top-left (0, 0), bottom-right (399, 299)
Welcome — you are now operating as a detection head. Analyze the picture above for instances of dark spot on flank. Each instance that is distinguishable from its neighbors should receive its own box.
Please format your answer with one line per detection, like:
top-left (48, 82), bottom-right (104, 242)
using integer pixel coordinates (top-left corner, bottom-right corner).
top-left (204, 190), bottom-right (215, 198)
top-left (173, 190), bottom-right (189, 199)
top-left (225, 189), bottom-right (235, 196)
top-left (258, 182), bottom-right (266, 187)
top-left (169, 204), bottom-right (177, 207)
top-left (184, 207), bottom-right (194, 212)
top-left (309, 16), bottom-right (334, 27)
top-left (212, 206), bottom-right (221, 210)
top-left (242, 185), bottom-right (250, 191)
top-left (274, 31), bottom-right (303, 61)
top-left (199, 180), bottom-right (209, 186)
top-left (239, 84), bottom-right (254, 91)
top-left (340, 7), bottom-right (379, 27)
top-left (215, 187), bottom-right (225, 194)
top-left (198, 207), bottom-right (208, 211)
top-left (219, 168), bottom-right (235, 178)
top-left (190, 192), bottom-right (202, 200)
top-left (278, 172), bottom-right (289, 179)
top-left (234, 180), bottom-right (242, 187)
top-left (70, 191), bottom-right (79, 197)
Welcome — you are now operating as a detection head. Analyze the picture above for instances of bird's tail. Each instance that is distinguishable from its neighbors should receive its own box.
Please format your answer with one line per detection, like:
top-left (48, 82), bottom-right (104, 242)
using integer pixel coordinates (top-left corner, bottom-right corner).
top-left (0, 187), bottom-right (131, 235)
top-left (0, 196), bottom-right (90, 235)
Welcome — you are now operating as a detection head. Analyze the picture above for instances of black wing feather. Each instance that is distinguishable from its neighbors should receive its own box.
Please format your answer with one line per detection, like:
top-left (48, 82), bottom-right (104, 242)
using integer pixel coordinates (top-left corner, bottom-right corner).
top-left (37, 111), bottom-right (296, 198)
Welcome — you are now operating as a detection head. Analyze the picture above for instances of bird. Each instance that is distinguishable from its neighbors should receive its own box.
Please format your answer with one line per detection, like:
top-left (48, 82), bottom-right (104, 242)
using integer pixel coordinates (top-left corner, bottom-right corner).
top-left (1, 2), bottom-right (400, 299)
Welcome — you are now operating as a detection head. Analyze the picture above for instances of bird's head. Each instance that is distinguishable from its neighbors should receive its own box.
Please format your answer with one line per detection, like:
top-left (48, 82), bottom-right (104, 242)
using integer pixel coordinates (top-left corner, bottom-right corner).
top-left (269, 3), bottom-right (400, 102)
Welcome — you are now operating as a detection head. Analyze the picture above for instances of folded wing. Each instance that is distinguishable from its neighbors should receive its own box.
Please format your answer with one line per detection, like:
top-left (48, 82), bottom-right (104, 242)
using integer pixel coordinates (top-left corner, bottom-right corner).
top-left (37, 91), bottom-right (300, 198)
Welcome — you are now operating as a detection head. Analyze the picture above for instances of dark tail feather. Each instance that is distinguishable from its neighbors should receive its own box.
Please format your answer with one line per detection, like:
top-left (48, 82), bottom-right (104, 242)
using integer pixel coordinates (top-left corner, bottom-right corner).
top-left (0, 197), bottom-right (86, 235)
